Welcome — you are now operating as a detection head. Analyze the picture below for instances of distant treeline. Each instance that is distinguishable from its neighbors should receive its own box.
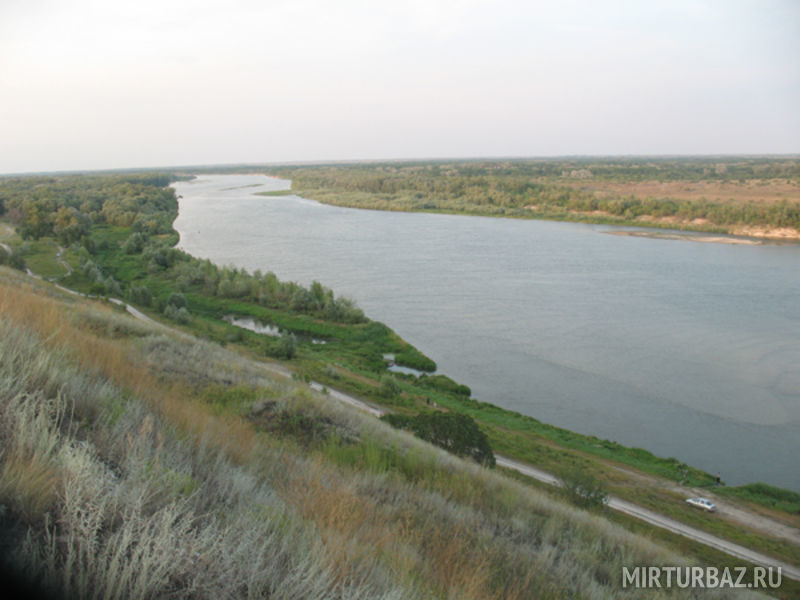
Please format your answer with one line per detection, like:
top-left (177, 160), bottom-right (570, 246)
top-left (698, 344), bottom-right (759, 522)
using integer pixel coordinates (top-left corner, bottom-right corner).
top-left (267, 157), bottom-right (800, 231)
top-left (0, 173), bottom-right (366, 325)
top-left (273, 156), bottom-right (800, 184)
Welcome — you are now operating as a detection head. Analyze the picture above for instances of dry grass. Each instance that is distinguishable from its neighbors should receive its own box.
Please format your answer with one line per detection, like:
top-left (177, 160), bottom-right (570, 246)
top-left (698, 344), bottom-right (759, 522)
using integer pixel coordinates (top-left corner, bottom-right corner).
top-left (0, 302), bottom-right (406, 598)
top-left (0, 450), bottom-right (60, 524)
top-left (562, 178), bottom-right (800, 205)
top-left (0, 267), bottom-right (770, 599)
top-left (0, 274), bottom-right (259, 465)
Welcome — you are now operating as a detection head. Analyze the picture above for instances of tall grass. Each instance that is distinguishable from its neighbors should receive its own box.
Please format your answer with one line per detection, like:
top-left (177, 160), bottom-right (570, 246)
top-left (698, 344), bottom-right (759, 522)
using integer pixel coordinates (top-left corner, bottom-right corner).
top-left (0, 268), bottom-right (769, 598)
top-left (0, 315), bottom-right (413, 599)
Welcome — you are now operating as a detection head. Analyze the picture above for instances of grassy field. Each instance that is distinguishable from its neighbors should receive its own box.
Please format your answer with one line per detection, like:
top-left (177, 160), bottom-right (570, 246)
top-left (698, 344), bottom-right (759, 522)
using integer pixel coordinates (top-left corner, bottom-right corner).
top-left (559, 178), bottom-right (800, 205)
top-left (15, 239), bottom-right (68, 279)
top-left (3, 268), bottom-right (774, 599)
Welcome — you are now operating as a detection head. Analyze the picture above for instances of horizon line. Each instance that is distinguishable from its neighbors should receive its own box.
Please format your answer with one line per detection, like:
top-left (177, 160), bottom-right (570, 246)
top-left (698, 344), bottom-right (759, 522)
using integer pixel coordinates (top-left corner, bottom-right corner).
top-left (3, 153), bottom-right (800, 178)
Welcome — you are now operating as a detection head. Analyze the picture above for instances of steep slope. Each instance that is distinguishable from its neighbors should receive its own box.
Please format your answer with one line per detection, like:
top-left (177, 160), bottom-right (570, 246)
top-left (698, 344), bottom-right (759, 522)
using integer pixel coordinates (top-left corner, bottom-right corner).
top-left (0, 268), bottom-right (773, 599)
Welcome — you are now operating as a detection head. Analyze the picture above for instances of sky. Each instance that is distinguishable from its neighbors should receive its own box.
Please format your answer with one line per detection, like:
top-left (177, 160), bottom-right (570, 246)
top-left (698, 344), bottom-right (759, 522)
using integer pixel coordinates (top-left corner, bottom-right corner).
top-left (1, 0), bottom-right (798, 173)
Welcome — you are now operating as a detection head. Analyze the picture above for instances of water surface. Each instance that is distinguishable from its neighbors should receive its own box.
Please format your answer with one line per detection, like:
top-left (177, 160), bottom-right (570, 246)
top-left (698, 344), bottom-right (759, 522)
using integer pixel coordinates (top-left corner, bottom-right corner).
top-left (173, 174), bottom-right (800, 490)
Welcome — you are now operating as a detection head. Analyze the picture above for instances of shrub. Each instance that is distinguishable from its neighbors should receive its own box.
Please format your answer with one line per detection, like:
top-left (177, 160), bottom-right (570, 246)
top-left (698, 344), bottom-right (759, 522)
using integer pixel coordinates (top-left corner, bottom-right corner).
top-left (166, 292), bottom-right (187, 309)
top-left (9, 253), bottom-right (26, 272)
top-left (122, 232), bottom-right (146, 254)
top-left (322, 364), bottom-right (341, 379)
top-left (379, 374), bottom-right (401, 398)
top-left (558, 467), bottom-right (608, 510)
top-left (382, 411), bottom-right (495, 467)
top-left (278, 332), bottom-right (297, 359)
top-left (82, 260), bottom-right (103, 282)
top-left (128, 285), bottom-right (152, 307)
top-left (103, 277), bottom-right (122, 297)
top-left (0, 247), bottom-right (26, 272)
top-left (417, 374), bottom-right (471, 397)
top-left (394, 348), bottom-right (436, 372)
top-left (164, 304), bottom-right (190, 324)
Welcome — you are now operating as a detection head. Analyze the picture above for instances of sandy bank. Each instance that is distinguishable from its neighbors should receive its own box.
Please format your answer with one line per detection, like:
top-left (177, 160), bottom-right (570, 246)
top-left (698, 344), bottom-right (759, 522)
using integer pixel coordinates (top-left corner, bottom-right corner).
top-left (607, 231), bottom-right (763, 245)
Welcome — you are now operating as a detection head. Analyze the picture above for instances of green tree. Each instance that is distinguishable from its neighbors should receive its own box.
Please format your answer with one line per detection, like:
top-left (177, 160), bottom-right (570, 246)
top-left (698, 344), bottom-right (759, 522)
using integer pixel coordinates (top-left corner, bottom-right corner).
top-left (310, 280), bottom-right (331, 307)
top-left (166, 292), bottom-right (187, 309)
top-left (0, 246), bottom-right (23, 271)
top-left (128, 285), bottom-right (152, 307)
top-left (279, 332), bottom-right (297, 359)
top-left (122, 232), bottom-right (146, 254)
top-left (382, 411), bottom-right (495, 467)
top-left (164, 304), bottom-right (190, 324)
top-left (19, 199), bottom-right (54, 240)
top-left (558, 467), bottom-right (608, 510)
top-left (53, 206), bottom-right (90, 245)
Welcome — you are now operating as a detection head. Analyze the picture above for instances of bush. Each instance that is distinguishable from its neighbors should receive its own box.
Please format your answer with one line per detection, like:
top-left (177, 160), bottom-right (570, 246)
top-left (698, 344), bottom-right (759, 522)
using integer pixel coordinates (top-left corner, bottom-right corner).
top-left (382, 411), bottom-right (495, 467)
top-left (164, 304), bottom-right (190, 324)
top-left (722, 482), bottom-right (800, 513)
top-left (81, 260), bottom-right (103, 283)
top-left (417, 374), bottom-right (471, 397)
top-left (122, 232), bottom-right (146, 254)
top-left (0, 247), bottom-right (26, 272)
top-left (558, 467), bottom-right (608, 510)
top-left (322, 364), bottom-right (341, 379)
top-left (103, 277), bottom-right (122, 297)
top-left (128, 285), bottom-right (152, 307)
top-left (166, 292), bottom-right (187, 309)
top-left (379, 374), bottom-right (401, 398)
top-left (394, 348), bottom-right (436, 372)
top-left (278, 332), bottom-right (297, 359)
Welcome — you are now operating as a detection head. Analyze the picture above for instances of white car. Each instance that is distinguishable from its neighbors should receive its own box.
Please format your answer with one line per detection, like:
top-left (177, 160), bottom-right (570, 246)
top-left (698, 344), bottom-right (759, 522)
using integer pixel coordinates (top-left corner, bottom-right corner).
top-left (685, 497), bottom-right (716, 512)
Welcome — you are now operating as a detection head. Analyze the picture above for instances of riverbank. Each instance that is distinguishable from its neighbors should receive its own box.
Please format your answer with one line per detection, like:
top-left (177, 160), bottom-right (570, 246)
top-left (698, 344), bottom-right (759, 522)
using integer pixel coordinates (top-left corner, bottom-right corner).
top-left (176, 173), bottom-right (800, 492)
top-left (605, 230), bottom-right (764, 245)
top-left (4, 170), bottom-right (800, 571)
top-left (295, 185), bottom-right (800, 245)
top-left (4, 263), bottom-right (800, 584)
top-left (9, 270), bottom-right (710, 600)
top-left (260, 157), bottom-right (800, 245)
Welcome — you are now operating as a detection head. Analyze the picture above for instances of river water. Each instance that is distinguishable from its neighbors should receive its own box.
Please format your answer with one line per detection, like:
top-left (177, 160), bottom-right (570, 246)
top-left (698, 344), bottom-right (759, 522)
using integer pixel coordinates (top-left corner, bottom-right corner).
top-left (173, 174), bottom-right (800, 490)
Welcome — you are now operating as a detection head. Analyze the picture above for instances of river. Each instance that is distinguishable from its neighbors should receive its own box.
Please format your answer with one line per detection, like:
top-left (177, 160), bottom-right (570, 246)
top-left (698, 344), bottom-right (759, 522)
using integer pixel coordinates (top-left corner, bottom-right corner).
top-left (173, 174), bottom-right (800, 490)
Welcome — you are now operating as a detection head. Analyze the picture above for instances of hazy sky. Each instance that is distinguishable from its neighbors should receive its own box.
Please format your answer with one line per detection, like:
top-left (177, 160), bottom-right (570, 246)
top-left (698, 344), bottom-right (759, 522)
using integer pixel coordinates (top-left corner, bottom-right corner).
top-left (1, 0), bottom-right (798, 173)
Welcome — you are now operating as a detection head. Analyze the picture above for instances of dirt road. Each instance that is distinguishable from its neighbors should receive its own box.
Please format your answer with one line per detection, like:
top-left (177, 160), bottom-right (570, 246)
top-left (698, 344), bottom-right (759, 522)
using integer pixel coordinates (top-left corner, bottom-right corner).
top-left (312, 373), bottom-right (800, 580)
top-left (496, 456), bottom-right (800, 581)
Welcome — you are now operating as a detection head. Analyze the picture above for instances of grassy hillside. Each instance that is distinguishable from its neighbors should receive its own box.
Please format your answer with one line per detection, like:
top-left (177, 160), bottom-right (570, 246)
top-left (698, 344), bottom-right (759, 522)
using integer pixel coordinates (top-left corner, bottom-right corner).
top-left (2, 169), bottom-right (798, 597)
top-left (0, 269), bottom-right (778, 599)
top-left (2, 170), bottom-right (799, 575)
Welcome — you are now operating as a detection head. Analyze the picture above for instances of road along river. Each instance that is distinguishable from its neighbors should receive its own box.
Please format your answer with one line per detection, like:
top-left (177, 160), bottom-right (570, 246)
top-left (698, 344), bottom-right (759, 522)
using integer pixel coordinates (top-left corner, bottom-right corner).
top-left (173, 174), bottom-right (800, 491)
top-left (39, 270), bottom-right (798, 582)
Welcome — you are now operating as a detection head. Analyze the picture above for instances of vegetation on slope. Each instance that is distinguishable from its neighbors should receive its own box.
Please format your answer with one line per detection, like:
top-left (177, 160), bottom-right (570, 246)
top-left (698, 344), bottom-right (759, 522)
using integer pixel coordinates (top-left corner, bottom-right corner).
top-left (381, 411), bottom-right (495, 467)
top-left (0, 172), bottom-right (433, 372)
top-left (717, 485), bottom-right (800, 516)
top-left (1, 168), bottom-right (798, 576)
top-left (0, 271), bottom-right (750, 599)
